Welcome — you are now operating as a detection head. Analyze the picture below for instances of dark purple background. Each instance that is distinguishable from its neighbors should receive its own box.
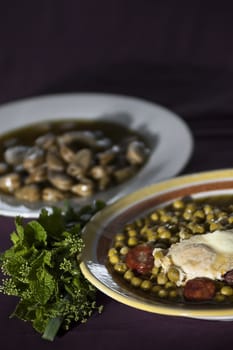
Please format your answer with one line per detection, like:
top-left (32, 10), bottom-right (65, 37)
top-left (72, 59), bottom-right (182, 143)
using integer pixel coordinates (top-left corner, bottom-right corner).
top-left (1, 1), bottom-right (233, 349)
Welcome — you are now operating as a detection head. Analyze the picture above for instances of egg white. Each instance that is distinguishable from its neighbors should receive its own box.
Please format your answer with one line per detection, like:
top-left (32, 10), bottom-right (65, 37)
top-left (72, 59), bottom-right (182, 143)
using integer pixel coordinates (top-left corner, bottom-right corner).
top-left (156, 229), bottom-right (233, 285)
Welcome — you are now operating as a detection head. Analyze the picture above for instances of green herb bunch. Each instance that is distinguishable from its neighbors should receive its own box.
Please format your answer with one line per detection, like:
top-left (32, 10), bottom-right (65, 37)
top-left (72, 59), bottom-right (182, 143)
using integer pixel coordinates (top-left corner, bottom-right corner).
top-left (0, 201), bottom-right (105, 341)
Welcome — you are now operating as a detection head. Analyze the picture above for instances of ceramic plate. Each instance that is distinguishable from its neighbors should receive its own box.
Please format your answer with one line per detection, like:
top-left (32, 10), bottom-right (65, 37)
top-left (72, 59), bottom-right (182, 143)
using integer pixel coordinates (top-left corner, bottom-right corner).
top-left (0, 93), bottom-right (193, 217)
top-left (81, 169), bottom-right (233, 321)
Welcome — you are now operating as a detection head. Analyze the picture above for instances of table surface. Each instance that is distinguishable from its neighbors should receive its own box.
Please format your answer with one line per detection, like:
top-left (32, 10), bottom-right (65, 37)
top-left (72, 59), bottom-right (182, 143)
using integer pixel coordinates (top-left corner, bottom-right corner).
top-left (1, 2), bottom-right (233, 349)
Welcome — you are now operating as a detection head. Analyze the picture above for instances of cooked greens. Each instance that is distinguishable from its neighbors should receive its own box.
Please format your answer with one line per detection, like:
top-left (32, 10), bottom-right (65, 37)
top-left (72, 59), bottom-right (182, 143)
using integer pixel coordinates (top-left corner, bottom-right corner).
top-left (0, 201), bottom-right (105, 341)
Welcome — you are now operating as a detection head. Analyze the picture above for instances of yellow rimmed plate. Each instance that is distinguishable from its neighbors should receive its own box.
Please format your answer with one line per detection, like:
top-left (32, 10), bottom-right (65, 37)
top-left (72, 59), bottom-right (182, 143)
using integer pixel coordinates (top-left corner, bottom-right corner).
top-left (80, 168), bottom-right (233, 321)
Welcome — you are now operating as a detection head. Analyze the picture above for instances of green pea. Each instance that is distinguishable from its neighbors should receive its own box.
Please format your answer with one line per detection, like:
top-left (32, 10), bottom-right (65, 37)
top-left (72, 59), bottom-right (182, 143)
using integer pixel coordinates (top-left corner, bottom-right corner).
top-left (128, 237), bottom-right (138, 246)
top-left (169, 290), bottom-right (178, 298)
top-left (179, 229), bottom-right (191, 240)
top-left (120, 246), bottom-right (129, 255)
top-left (147, 231), bottom-right (158, 242)
top-left (160, 214), bottom-right (172, 223)
top-left (165, 281), bottom-right (176, 289)
top-left (131, 276), bottom-right (142, 287)
top-left (151, 266), bottom-right (159, 276)
top-left (140, 280), bottom-right (152, 291)
top-left (172, 199), bottom-right (185, 210)
top-left (186, 203), bottom-right (197, 212)
top-left (170, 236), bottom-right (179, 244)
top-left (209, 222), bottom-right (222, 232)
top-left (150, 212), bottom-right (159, 222)
top-left (215, 293), bottom-right (225, 302)
top-left (127, 229), bottom-right (137, 237)
top-left (203, 204), bottom-right (213, 215)
top-left (192, 224), bottom-right (205, 234)
top-left (157, 209), bottom-right (166, 216)
top-left (115, 233), bottom-right (125, 241)
top-left (114, 262), bottom-right (127, 274)
top-left (217, 211), bottom-right (227, 220)
top-left (220, 286), bottom-right (233, 296)
top-left (135, 219), bottom-right (143, 228)
top-left (206, 213), bottom-right (215, 222)
top-left (167, 267), bottom-right (180, 282)
top-left (124, 270), bottom-right (134, 281)
top-left (157, 272), bottom-right (168, 285)
top-left (183, 211), bottom-right (192, 221)
top-left (108, 248), bottom-right (118, 256)
top-left (114, 241), bottom-right (124, 248)
top-left (158, 228), bottom-right (171, 240)
top-left (157, 226), bottom-right (167, 234)
top-left (158, 289), bottom-right (168, 298)
top-left (151, 285), bottom-right (161, 294)
top-left (193, 209), bottom-right (205, 220)
top-left (109, 254), bottom-right (119, 265)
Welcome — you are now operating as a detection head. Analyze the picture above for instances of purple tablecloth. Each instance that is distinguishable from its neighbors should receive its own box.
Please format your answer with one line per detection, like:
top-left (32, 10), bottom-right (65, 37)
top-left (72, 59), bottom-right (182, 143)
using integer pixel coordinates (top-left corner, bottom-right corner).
top-left (1, 1), bottom-right (233, 349)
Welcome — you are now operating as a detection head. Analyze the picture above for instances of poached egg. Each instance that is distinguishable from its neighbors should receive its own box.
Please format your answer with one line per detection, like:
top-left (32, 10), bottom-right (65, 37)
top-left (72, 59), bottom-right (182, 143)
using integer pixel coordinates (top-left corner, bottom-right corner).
top-left (153, 229), bottom-right (233, 285)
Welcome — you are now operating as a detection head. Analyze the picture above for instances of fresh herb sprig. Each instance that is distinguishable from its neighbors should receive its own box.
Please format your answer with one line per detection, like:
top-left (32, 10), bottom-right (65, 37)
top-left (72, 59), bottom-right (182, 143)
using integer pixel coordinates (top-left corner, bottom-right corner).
top-left (0, 200), bottom-right (105, 341)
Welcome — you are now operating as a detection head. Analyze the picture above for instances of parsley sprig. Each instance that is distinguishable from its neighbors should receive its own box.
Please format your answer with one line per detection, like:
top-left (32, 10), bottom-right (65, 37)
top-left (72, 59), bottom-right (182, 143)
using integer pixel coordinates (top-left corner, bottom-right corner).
top-left (0, 201), bottom-right (105, 341)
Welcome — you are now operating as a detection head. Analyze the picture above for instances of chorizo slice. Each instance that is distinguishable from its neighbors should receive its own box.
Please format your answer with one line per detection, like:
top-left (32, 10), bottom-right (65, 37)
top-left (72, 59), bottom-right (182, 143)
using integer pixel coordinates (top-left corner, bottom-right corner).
top-left (223, 269), bottom-right (233, 285)
top-left (125, 244), bottom-right (154, 275)
top-left (183, 277), bottom-right (216, 301)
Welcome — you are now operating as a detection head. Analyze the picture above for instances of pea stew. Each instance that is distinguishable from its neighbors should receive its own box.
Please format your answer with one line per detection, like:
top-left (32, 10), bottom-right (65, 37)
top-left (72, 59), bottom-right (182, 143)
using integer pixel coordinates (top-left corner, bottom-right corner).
top-left (107, 195), bottom-right (233, 305)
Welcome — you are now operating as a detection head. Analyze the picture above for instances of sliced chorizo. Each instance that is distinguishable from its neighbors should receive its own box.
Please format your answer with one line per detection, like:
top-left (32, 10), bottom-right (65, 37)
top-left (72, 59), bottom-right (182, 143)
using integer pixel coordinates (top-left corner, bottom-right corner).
top-left (183, 277), bottom-right (216, 301)
top-left (125, 244), bottom-right (154, 275)
top-left (223, 269), bottom-right (233, 285)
